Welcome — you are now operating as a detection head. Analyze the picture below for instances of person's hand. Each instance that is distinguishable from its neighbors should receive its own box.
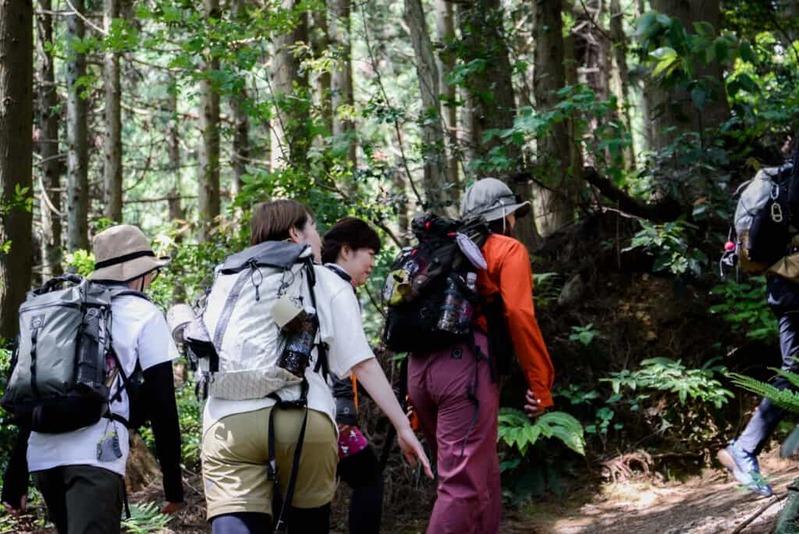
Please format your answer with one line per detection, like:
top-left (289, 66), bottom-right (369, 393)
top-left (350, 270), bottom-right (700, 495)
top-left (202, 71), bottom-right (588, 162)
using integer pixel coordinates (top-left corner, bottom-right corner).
top-left (337, 423), bottom-right (355, 435)
top-left (397, 426), bottom-right (433, 479)
top-left (3, 494), bottom-right (27, 516)
top-left (524, 389), bottom-right (547, 420)
top-left (160, 501), bottom-right (183, 515)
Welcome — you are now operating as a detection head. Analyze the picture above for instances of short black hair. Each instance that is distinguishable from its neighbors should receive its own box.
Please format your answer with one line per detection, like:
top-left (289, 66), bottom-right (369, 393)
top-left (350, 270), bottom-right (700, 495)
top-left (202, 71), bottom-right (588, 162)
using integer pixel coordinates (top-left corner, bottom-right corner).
top-left (322, 217), bottom-right (381, 264)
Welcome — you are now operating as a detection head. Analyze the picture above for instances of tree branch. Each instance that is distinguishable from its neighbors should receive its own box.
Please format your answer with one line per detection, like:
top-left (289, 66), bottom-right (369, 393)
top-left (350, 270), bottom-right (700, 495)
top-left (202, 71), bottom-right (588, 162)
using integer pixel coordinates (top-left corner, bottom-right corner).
top-left (581, 167), bottom-right (683, 222)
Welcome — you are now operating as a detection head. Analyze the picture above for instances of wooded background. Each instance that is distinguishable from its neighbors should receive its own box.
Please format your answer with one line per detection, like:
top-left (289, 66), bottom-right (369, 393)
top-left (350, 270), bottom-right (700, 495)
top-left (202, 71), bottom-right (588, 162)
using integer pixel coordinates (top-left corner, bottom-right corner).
top-left (1, 0), bottom-right (799, 530)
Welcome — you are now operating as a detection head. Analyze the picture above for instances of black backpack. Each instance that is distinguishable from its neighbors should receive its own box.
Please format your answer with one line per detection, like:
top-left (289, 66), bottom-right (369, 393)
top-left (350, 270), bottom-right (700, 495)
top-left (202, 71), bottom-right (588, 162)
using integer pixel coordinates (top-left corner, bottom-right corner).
top-left (2, 274), bottom-right (147, 433)
top-left (382, 214), bottom-right (490, 353)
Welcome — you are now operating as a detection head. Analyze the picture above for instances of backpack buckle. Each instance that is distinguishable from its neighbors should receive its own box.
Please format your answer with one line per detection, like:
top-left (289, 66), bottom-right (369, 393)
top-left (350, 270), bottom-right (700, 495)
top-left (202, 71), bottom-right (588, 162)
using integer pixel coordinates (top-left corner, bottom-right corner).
top-left (772, 202), bottom-right (784, 223)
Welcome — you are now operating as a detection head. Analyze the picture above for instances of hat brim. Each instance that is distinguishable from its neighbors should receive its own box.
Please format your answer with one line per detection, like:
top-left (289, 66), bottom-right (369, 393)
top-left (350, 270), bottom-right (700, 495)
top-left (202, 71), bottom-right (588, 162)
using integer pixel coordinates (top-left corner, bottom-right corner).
top-left (481, 201), bottom-right (531, 222)
top-left (90, 255), bottom-right (171, 283)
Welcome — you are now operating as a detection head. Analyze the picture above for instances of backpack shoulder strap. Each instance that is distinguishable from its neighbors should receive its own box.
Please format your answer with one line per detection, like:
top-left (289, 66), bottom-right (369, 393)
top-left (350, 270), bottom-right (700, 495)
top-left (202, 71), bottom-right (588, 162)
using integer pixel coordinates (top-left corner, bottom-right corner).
top-left (305, 261), bottom-right (329, 379)
top-left (106, 286), bottom-right (151, 302)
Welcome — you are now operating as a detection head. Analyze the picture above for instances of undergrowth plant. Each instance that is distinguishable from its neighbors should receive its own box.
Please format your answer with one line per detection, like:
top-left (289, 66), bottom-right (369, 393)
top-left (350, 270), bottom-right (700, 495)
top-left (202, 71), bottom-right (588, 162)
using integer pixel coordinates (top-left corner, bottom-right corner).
top-left (121, 502), bottom-right (174, 533)
top-left (496, 409), bottom-right (586, 502)
top-left (601, 357), bottom-right (733, 449)
top-left (710, 277), bottom-right (777, 342)
top-left (729, 369), bottom-right (799, 412)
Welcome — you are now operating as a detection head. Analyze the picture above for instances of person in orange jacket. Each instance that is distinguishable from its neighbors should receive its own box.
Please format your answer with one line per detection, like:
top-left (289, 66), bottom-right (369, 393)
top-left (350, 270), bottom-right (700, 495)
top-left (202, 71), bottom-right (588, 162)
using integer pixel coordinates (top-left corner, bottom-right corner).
top-left (407, 177), bottom-right (554, 534)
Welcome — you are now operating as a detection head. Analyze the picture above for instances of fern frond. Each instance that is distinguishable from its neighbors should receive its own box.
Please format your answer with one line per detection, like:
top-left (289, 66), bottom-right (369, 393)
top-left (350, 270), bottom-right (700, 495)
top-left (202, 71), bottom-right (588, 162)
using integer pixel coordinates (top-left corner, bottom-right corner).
top-left (773, 367), bottom-right (799, 390)
top-left (497, 409), bottom-right (586, 456)
top-left (729, 372), bottom-right (799, 413)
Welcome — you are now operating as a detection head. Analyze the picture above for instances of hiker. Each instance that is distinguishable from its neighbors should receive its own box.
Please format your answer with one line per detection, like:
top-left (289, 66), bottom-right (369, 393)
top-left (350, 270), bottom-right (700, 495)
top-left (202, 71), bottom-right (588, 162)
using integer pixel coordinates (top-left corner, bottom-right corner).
top-left (1, 224), bottom-right (184, 533)
top-left (406, 177), bottom-right (555, 534)
top-left (200, 200), bottom-right (431, 534)
top-left (718, 275), bottom-right (799, 497)
top-left (322, 217), bottom-right (385, 534)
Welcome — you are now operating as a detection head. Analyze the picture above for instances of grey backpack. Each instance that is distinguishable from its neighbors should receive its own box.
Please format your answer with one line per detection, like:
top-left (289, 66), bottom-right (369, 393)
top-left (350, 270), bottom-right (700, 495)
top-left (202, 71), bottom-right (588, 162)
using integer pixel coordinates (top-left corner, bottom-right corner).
top-left (1, 274), bottom-right (146, 433)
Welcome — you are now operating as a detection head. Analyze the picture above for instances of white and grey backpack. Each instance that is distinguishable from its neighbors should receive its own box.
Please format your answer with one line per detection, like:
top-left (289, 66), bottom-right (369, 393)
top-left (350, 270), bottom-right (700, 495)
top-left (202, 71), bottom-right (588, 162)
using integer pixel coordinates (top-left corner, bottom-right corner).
top-left (185, 241), bottom-right (325, 401)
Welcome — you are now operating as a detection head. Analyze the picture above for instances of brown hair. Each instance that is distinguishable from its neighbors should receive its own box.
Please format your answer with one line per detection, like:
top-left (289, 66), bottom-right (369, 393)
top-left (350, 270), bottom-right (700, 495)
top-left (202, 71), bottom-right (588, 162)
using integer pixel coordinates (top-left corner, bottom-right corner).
top-left (250, 200), bottom-right (313, 245)
top-left (321, 217), bottom-right (381, 264)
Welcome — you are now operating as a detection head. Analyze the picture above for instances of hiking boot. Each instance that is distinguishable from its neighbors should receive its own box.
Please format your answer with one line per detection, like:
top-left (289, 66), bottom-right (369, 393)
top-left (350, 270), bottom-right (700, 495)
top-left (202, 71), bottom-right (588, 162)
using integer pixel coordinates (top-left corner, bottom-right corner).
top-left (717, 441), bottom-right (774, 497)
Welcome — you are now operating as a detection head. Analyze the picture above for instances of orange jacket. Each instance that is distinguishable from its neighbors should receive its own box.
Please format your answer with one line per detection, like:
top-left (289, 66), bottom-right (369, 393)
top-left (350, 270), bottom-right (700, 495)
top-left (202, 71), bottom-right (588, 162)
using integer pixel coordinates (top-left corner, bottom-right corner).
top-left (475, 234), bottom-right (555, 408)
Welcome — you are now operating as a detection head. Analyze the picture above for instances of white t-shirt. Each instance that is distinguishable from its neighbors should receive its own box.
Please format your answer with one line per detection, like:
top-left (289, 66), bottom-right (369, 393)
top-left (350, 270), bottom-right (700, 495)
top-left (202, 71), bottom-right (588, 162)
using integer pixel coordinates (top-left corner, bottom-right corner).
top-left (203, 266), bottom-right (374, 433)
top-left (28, 294), bottom-right (177, 477)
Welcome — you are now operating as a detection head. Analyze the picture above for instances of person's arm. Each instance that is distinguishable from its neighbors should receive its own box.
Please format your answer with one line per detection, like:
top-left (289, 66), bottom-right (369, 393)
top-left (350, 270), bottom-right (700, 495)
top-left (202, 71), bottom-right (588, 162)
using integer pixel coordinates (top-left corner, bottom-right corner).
top-left (496, 239), bottom-right (555, 411)
top-left (142, 361), bottom-right (184, 509)
top-left (2, 423), bottom-right (31, 514)
top-left (351, 358), bottom-right (433, 478)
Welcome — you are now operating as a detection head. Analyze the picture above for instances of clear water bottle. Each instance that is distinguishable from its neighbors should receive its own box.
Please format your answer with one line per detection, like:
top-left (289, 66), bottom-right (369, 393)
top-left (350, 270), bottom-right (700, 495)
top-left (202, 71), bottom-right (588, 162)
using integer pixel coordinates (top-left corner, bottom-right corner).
top-left (437, 276), bottom-right (462, 333)
top-left (457, 272), bottom-right (478, 332)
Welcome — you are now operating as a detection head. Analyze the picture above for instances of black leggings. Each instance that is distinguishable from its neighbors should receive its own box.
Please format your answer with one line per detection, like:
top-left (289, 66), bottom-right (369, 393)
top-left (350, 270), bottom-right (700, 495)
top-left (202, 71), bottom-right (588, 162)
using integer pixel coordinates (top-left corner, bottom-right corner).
top-left (211, 504), bottom-right (331, 534)
top-left (338, 445), bottom-right (385, 534)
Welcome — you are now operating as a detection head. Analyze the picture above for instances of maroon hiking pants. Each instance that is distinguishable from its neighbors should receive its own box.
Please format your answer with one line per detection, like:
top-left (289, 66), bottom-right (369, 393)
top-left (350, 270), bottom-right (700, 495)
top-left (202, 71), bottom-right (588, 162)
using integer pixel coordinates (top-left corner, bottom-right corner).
top-left (408, 332), bottom-right (501, 534)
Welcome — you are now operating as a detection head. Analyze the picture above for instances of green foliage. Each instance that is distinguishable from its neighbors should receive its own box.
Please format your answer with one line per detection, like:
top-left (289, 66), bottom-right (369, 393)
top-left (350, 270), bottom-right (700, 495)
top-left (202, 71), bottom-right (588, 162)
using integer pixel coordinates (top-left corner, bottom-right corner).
top-left (729, 371), bottom-right (799, 414)
top-left (497, 408), bottom-right (585, 458)
top-left (497, 409), bottom-right (586, 503)
top-left (709, 277), bottom-right (777, 342)
top-left (604, 357), bottom-right (733, 409)
top-left (63, 250), bottom-right (95, 277)
top-left (0, 345), bottom-right (19, 468)
top-left (623, 220), bottom-right (708, 277)
top-left (498, 84), bottom-right (632, 183)
top-left (569, 324), bottom-right (598, 347)
top-left (530, 272), bottom-right (563, 309)
top-left (121, 502), bottom-right (173, 533)
top-left (636, 11), bottom-right (744, 90)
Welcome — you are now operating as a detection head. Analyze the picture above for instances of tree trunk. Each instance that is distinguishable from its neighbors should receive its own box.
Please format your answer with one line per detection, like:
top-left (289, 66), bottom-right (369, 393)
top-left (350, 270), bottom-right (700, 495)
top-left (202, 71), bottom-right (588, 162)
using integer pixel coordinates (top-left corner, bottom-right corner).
top-left (457, 0), bottom-right (517, 163)
top-left (609, 0), bottom-right (635, 169)
top-left (457, 0), bottom-right (540, 247)
top-left (329, 0), bottom-right (356, 167)
top-left (66, 0), bottom-right (89, 252)
top-left (198, 0), bottom-right (221, 242)
top-left (647, 0), bottom-right (728, 150)
top-left (0, 0), bottom-right (34, 341)
top-left (405, 0), bottom-right (447, 211)
top-left (689, 0), bottom-right (728, 136)
top-left (635, 0), bottom-right (654, 152)
top-left (434, 0), bottom-right (459, 193)
top-left (271, 0), bottom-right (311, 169)
top-left (166, 77), bottom-right (183, 223)
top-left (103, 0), bottom-right (123, 223)
top-left (36, 0), bottom-right (62, 280)
top-left (532, 0), bottom-right (576, 237)
top-left (229, 0), bottom-right (250, 200)
top-left (310, 0), bottom-right (332, 133)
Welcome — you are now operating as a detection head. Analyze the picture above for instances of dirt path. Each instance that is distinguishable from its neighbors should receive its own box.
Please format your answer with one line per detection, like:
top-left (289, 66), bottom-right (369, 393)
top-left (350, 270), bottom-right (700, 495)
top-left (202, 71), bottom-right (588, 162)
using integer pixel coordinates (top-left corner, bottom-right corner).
top-left (523, 451), bottom-right (799, 534)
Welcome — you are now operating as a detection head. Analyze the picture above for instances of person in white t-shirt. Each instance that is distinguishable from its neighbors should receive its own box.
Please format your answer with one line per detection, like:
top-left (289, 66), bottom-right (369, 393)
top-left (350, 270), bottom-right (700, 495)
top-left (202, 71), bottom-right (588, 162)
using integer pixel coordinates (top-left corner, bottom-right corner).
top-left (2, 225), bottom-right (184, 534)
top-left (201, 200), bottom-right (432, 534)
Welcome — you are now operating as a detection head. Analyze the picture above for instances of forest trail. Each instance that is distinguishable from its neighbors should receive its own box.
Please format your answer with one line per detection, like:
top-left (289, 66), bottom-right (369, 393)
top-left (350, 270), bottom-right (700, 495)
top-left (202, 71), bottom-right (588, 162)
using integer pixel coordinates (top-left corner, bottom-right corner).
top-left (521, 450), bottom-right (799, 534)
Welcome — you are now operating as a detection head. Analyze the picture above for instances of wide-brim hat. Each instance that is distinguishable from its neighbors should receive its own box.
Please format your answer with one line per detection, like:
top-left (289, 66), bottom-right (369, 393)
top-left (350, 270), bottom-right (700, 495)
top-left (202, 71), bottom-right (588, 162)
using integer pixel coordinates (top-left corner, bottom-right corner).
top-left (89, 224), bottom-right (171, 282)
top-left (461, 177), bottom-right (531, 222)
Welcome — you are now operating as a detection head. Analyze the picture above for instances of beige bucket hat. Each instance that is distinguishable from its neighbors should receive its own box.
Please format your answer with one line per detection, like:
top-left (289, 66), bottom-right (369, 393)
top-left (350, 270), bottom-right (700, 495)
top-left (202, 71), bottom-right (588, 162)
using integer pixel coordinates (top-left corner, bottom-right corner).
top-left (461, 177), bottom-right (531, 222)
top-left (89, 224), bottom-right (171, 282)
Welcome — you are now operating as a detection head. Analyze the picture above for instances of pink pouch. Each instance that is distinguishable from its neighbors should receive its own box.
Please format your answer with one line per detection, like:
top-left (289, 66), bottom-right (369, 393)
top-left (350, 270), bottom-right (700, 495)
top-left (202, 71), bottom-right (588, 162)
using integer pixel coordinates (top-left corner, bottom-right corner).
top-left (338, 426), bottom-right (369, 459)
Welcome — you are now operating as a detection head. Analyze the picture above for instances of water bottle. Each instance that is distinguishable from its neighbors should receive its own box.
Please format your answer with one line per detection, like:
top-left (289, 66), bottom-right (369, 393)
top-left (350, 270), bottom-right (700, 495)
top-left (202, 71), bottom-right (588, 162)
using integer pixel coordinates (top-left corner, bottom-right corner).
top-left (437, 276), bottom-right (461, 333)
top-left (457, 272), bottom-right (478, 332)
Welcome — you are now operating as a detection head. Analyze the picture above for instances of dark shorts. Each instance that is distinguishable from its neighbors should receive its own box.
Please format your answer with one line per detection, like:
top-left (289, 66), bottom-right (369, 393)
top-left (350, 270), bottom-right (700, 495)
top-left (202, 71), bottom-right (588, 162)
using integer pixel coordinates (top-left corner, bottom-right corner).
top-left (32, 464), bottom-right (124, 534)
